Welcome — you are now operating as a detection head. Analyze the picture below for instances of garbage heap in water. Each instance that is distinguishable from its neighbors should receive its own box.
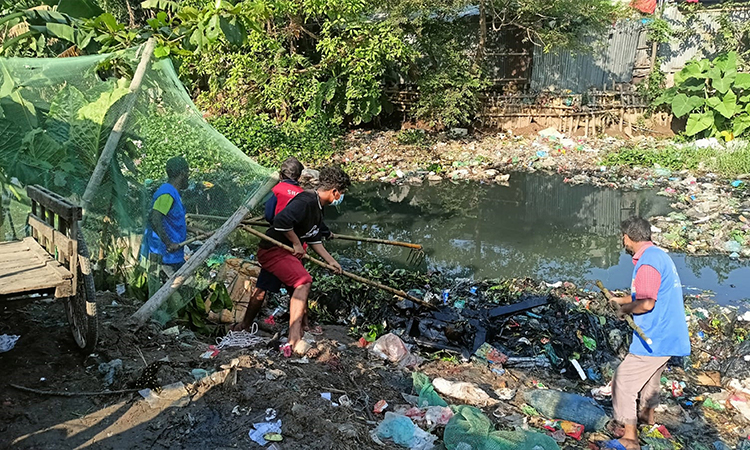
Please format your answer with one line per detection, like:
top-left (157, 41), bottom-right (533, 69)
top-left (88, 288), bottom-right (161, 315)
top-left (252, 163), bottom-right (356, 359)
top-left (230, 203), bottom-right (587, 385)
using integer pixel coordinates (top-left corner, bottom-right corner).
top-left (340, 276), bottom-right (750, 449)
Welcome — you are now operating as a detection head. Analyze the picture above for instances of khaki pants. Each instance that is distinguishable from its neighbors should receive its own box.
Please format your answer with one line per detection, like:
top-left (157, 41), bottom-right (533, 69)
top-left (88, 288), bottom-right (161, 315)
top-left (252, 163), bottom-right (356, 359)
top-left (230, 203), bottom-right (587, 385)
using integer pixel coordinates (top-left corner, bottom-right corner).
top-left (612, 353), bottom-right (670, 426)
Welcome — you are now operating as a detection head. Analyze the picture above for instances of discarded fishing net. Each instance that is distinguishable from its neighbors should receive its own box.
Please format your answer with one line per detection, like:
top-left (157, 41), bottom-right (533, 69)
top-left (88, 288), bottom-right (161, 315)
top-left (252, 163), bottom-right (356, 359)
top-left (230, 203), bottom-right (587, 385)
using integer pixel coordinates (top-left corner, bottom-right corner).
top-left (0, 45), bottom-right (273, 324)
top-left (444, 405), bottom-right (560, 450)
top-left (412, 372), bottom-right (448, 407)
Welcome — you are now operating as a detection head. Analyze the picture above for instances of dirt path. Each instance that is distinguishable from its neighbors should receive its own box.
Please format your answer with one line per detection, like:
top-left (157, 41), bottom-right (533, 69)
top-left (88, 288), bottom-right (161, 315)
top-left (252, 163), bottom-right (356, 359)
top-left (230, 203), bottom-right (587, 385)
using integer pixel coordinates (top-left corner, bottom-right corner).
top-left (0, 294), bottom-right (407, 450)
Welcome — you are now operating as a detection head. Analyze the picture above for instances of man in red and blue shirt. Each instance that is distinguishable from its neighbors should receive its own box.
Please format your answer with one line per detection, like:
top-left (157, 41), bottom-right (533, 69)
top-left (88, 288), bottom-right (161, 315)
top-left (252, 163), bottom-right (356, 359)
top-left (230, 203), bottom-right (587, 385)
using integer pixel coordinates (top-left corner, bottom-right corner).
top-left (607, 217), bottom-right (690, 450)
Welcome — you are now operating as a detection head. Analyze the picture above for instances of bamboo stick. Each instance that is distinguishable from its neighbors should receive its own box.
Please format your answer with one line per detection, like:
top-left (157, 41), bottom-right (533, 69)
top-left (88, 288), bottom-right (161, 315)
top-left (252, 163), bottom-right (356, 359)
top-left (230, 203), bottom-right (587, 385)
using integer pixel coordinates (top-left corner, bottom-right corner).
top-left (81, 38), bottom-right (156, 212)
top-left (241, 225), bottom-right (435, 309)
top-left (595, 280), bottom-right (653, 345)
top-left (334, 234), bottom-right (423, 250)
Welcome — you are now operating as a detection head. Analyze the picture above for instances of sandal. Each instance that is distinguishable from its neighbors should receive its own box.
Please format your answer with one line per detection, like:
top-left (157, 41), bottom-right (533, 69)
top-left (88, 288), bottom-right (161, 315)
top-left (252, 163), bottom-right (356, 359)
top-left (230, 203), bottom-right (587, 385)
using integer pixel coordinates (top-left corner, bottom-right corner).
top-left (292, 340), bottom-right (321, 359)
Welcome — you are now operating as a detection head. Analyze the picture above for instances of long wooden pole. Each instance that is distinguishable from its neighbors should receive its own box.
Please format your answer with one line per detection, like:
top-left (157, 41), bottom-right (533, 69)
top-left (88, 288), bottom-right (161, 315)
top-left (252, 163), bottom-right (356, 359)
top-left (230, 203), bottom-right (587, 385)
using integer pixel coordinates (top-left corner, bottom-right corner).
top-left (240, 225), bottom-right (435, 310)
top-left (596, 280), bottom-right (653, 345)
top-left (332, 234), bottom-right (423, 250)
top-left (130, 176), bottom-right (278, 327)
top-left (81, 38), bottom-right (157, 212)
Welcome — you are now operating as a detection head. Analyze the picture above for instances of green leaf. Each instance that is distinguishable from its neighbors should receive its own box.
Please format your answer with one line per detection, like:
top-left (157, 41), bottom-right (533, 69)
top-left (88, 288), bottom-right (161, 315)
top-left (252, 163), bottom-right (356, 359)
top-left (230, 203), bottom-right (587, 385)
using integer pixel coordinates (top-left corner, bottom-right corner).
top-left (56, 0), bottom-right (104, 19)
top-left (45, 22), bottom-right (76, 43)
top-left (733, 114), bottom-right (750, 137)
top-left (53, 171), bottom-right (66, 186)
top-left (715, 91), bottom-right (738, 119)
top-left (71, 82), bottom-right (129, 167)
top-left (714, 51), bottom-right (738, 75)
top-left (685, 112), bottom-right (715, 136)
top-left (675, 61), bottom-right (706, 85)
top-left (47, 84), bottom-right (86, 144)
top-left (736, 73), bottom-right (750, 89)
top-left (153, 45), bottom-right (170, 58)
top-left (671, 93), bottom-right (704, 118)
top-left (713, 74), bottom-right (736, 94)
top-left (206, 14), bottom-right (220, 41)
top-left (219, 17), bottom-right (244, 46)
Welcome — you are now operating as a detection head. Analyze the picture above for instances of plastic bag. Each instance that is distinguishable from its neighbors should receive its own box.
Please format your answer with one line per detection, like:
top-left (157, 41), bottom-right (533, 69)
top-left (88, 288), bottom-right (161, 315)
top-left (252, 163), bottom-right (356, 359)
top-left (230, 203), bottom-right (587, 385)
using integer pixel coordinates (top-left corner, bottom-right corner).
top-left (375, 412), bottom-right (437, 449)
top-left (413, 372), bottom-right (448, 407)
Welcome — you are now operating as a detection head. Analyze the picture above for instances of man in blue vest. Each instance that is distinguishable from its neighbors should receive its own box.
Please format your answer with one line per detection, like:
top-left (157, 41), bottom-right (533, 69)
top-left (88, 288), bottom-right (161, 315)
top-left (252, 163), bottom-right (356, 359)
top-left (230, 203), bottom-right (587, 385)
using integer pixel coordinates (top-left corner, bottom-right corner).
top-left (606, 216), bottom-right (690, 450)
top-left (146, 156), bottom-right (189, 297)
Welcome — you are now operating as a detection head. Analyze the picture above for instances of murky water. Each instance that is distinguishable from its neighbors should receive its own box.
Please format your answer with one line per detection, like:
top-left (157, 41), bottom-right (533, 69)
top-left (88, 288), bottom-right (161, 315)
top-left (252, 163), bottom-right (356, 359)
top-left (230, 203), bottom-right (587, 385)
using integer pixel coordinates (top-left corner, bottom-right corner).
top-left (326, 174), bottom-right (750, 305)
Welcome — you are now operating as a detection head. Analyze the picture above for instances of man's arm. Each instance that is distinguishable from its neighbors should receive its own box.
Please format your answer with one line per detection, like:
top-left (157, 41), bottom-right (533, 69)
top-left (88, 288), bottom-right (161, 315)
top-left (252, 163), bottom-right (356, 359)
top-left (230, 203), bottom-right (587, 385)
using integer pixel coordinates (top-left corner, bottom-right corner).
top-left (619, 298), bottom-right (656, 315)
top-left (284, 230), bottom-right (305, 257)
top-left (150, 209), bottom-right (180, 252)
top-left (309, 242), bottom-right (342, 274)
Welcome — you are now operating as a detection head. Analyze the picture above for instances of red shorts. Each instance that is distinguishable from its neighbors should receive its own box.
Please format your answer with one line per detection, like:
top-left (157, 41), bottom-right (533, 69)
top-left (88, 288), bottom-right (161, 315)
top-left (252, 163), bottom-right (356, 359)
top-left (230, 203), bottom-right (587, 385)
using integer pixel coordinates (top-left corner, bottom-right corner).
top-left (257, 246), bottom-right (313, 289)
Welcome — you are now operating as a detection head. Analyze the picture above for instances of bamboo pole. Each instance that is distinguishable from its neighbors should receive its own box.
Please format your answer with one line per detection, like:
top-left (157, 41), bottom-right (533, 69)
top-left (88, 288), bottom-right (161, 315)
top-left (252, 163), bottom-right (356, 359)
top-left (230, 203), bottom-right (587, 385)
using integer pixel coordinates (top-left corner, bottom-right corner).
top-left (81, 38), bottom-right (156, 212)
top-left (130, 175), bottom-right (279, 327)
top-left (333, 233), bottom-right (423, 250)
top-left (595, 280), bottom-right (653, 345)
top-left (240, 225), bottom-right (435, 310)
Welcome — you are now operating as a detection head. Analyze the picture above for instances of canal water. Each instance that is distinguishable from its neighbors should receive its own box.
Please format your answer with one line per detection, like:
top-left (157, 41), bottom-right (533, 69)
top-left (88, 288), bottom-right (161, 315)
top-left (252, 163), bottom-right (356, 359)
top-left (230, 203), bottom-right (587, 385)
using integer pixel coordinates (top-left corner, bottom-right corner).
top-left (326, 174), bottom-right (750, 305)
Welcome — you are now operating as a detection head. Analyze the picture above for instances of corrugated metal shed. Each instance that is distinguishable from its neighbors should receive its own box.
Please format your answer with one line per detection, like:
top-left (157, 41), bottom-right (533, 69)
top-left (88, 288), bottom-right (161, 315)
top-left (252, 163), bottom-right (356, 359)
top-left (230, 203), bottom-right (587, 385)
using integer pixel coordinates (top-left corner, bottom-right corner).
top-left (659, 6), bottom-right (750, 75)
top-left (530, 20), bottom-right (644, 92)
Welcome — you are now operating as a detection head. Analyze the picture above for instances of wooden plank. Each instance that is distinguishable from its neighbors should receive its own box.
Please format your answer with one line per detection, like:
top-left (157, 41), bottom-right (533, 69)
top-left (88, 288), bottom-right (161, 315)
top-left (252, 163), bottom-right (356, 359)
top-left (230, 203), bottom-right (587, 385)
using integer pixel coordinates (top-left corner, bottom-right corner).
top-left (0, 266), bottom-right (70, 295)
top-left (26, 185), bottom-right (82, 223)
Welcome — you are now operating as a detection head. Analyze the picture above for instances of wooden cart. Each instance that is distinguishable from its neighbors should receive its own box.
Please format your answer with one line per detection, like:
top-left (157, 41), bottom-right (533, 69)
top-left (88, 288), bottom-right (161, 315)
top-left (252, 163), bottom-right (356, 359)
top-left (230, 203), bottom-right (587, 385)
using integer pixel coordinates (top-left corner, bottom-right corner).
top-left (0, 185), bottom-right (97, 351)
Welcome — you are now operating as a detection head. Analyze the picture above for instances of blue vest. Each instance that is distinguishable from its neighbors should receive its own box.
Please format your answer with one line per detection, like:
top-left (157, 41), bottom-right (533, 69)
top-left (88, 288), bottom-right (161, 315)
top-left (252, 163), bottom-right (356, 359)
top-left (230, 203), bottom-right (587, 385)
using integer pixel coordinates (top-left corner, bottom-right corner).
top-left (147, 183), bottom-right (186, 265)
top-left (630, 246), bottom-right (691, 357)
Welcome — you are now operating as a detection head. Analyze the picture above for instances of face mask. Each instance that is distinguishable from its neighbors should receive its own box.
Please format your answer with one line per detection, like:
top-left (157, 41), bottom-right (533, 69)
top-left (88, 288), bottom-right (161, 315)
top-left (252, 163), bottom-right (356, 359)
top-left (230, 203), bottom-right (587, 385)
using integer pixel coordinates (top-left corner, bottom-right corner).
top-left (331, 193), bottom-right (344, 207)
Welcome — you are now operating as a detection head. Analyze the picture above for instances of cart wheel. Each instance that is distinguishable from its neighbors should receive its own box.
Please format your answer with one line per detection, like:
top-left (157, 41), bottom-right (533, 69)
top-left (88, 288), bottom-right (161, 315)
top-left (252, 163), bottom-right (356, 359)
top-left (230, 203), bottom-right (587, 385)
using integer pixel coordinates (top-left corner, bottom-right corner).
top-left (64, 230), bottom-right (98, 352)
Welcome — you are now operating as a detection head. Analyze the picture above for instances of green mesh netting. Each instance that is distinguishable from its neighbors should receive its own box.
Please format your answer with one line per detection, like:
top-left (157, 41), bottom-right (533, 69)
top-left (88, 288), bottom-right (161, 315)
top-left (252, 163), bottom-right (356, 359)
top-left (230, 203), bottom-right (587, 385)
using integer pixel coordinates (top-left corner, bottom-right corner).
top-left (0, 45), bottom-right (273, 324)
top-left (444, 406), bottom-right (560, 450)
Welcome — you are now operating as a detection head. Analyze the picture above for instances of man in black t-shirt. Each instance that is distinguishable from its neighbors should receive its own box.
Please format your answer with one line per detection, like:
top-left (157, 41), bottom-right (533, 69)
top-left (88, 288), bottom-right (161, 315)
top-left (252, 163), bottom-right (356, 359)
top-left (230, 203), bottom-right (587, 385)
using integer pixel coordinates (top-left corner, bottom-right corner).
top-left (235, 166), bottom-right (350, 356)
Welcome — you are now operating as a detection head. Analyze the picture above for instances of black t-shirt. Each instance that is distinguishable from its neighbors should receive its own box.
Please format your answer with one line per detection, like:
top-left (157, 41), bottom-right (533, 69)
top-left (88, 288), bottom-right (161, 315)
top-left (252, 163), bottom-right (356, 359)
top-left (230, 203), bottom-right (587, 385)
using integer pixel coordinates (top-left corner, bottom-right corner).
top-left (260, 190), bottom-right (330, 249)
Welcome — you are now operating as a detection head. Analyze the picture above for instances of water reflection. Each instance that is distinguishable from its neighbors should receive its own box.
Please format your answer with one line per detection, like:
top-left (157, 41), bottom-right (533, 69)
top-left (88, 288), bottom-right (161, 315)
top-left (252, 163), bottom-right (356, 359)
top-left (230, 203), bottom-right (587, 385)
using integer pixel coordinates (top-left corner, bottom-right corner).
top-left (326, 174), bottom-right (750, 305)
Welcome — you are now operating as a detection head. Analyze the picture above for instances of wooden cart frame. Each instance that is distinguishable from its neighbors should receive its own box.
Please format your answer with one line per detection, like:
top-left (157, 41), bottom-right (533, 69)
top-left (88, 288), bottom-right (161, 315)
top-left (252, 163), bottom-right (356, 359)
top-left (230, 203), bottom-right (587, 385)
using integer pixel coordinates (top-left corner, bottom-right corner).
top-left (0, 185), bottom-right (97, 351)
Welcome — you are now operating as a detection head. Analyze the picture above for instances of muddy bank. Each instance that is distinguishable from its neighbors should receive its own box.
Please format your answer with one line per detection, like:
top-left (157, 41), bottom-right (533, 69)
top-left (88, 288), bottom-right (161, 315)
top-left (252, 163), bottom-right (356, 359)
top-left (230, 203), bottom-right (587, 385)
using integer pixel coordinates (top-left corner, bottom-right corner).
top-left (2, 276), bottom-right (749, 450)
top-left (334, 130), bottom-right (750, 257)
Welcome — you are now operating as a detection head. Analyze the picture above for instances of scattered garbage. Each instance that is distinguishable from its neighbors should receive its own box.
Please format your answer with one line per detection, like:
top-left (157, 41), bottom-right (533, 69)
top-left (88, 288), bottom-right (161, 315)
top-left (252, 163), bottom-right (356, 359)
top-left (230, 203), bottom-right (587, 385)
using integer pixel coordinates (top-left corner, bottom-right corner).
top-left (524, 389), bottom-right (609, 431)
top-left (374, 399), bottom-right (389, 414)
top-left (432, 378), bottom-right (499, 407)
top-left (249, 419), bottom-right (283, 446)
top-left (98, 359), bottom-right (123, 387)
top-left (138, 382), bottom-right (190, 409)
top-left (371, 333), bottom-right (423, 368)
top-left (0, 334), bottom-right (20, 353)
top-left (374, 412), bottom-right (437, 449)
top-left (162, 326), bottom-right (180, 336)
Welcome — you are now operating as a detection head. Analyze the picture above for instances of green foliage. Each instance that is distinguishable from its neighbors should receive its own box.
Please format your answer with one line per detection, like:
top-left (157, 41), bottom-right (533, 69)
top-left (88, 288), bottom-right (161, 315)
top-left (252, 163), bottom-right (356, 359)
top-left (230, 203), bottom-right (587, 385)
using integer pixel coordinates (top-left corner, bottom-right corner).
top-left (646, 17), bottom-right (673, 44)
top-left (396, 129), bottom-right (432, 147)
top-left (486, 0), bottom-right (625, 52)
top-left (602, 141), bottom-right (750, 179)
top-left (181, 281), bottom-right (234, 335)
top-left (210, 114), bottom-right (341, 167)
top-left (655, 52), bottom-right (750, 140)
top-left (637, 57), bottom-right (667, 104)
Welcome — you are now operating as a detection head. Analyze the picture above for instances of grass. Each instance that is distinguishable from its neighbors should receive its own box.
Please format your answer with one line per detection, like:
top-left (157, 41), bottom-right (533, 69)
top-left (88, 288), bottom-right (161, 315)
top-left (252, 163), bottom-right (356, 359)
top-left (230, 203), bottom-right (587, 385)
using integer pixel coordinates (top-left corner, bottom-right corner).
top-left (602, 141), bottom-right (750, 179)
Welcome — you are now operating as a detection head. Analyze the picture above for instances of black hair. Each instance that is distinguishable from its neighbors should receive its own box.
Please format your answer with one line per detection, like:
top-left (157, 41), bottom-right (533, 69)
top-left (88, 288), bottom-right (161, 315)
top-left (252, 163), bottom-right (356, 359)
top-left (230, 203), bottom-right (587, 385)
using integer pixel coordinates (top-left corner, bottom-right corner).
top-left (166, 156), bottom-right (189, 179)
top-left (620, 216), bottom-right (652, 242)
top-left (279, 156), bottom-right (304, 181)
top-left (318, 166), bottom-right (351, 192)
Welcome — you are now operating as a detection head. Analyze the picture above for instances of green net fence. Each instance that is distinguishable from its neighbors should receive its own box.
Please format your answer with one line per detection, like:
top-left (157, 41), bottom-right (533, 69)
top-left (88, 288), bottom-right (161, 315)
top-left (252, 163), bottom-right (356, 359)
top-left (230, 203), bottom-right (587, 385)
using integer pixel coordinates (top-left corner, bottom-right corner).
top-left (0, 44), bottom-right (274, 325)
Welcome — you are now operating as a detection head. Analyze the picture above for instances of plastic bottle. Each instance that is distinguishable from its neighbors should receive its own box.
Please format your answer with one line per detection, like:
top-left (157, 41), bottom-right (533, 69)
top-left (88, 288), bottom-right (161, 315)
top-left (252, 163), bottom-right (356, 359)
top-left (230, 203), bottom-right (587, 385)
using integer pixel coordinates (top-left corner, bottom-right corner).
top-left (524, 389), bottom-right (609, 431)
